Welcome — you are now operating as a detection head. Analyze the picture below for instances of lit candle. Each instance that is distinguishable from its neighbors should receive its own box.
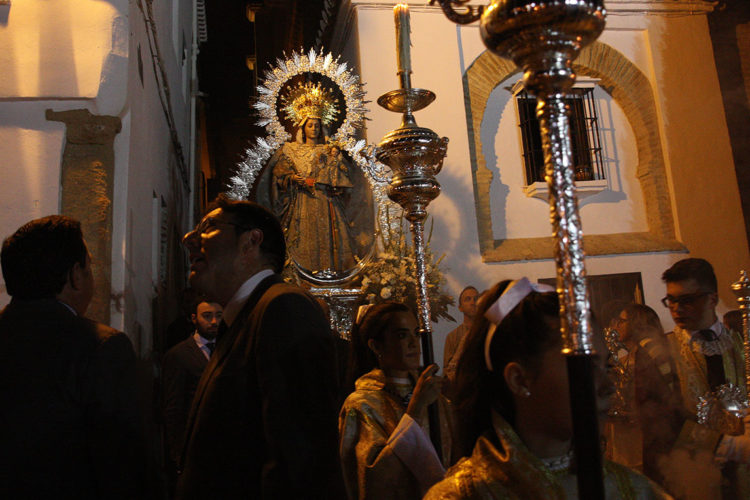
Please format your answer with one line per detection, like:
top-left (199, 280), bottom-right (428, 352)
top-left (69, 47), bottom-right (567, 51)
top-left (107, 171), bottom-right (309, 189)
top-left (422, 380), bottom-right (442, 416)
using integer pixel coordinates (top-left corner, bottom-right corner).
top-left (394, 3), bottom-right (411, 75)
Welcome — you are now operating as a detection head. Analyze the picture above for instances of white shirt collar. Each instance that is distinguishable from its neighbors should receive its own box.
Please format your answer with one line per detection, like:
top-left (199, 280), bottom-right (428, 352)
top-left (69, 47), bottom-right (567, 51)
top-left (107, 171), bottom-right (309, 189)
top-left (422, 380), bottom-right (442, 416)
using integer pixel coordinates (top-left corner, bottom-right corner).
top-left (222, 269), bottom-right (275, 327)
top-left (687, 319), bottom-right (732, 355)
top-left (192, 330), bottom-right (216, 360)
top-left (57, 300), bottom-right (78, 316)
top-left (193, 330), bottom-right (215, 347)
top-left (687, 318), bottom-right (723, 339)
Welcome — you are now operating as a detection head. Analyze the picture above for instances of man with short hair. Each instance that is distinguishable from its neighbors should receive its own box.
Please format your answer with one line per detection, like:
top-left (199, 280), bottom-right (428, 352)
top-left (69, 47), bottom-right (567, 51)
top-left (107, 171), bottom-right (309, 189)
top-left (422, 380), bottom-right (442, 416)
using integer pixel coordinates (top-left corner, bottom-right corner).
top-left (636, 258), bottom-right (750, 498)
top-left (176, 195), bottom-right (343, 499)
top-left (162, 300), bottom-right (222, 488)
top-left (0, 216), bottom-right (145, 499)
top-left (443, 285), bottom-right (478, 381)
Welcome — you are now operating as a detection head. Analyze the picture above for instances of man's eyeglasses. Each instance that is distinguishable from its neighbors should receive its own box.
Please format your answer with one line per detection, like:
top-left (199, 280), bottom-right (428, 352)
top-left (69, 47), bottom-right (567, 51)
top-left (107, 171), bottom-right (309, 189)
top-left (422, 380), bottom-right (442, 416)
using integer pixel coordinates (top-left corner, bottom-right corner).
top-left (660, 292), bottom-right (711, 308)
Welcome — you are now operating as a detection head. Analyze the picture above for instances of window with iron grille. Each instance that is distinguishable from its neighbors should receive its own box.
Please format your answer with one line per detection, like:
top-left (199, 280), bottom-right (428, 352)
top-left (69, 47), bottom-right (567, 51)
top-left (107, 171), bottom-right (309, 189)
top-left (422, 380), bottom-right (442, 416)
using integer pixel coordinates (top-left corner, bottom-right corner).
top-left (516, 87), bottom-right (605, 184)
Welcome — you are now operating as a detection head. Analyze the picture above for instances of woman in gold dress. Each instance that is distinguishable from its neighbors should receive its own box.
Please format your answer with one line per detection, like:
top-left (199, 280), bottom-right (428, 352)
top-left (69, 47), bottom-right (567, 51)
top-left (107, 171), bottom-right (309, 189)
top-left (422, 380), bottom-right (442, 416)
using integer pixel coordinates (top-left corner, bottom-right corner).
top-left (339, 302), bottom-right (453, 500)
top-left (425, 279), bottom-right (672, 499)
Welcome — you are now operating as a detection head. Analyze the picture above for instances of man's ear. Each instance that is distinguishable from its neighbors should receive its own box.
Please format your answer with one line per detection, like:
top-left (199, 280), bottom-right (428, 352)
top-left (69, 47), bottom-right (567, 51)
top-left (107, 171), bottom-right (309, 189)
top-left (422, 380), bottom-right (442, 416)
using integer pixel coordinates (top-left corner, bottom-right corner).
top-left (503, 361), bottom-right (531, 398)
top-left (240, 228), bottom-right (264, 254)
top-left (191, 313), bottom-right (197, 325)
top-left (68, 261), bottom-right (85, 291)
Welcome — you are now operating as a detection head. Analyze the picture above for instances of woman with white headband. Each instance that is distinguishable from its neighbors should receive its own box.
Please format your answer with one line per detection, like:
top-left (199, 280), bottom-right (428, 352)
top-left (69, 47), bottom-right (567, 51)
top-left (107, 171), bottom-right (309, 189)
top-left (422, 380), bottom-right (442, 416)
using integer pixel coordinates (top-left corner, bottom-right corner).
top-left (425, 279), bottom-right (670, 499)
top-left (339, 302), bottom-right (453, 500)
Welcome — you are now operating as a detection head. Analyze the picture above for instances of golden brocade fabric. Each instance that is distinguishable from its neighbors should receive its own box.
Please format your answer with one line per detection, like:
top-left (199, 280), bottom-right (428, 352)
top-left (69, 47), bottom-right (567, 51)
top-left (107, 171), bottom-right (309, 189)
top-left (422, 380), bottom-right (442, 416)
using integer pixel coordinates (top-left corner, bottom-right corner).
top-left (668, 325), bottom-right (746, 416)
top-left (272, 141), bottom-right (357, 273)
top-left (339, 369), bottom-right (453, 500)
top-left (425, 414), bottom-right (671, 500)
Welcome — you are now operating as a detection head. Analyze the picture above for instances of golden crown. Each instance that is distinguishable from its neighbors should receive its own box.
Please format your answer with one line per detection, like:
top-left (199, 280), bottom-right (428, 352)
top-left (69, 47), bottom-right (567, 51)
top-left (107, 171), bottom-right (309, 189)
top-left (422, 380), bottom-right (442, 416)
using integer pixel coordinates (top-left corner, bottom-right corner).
top-left (281, 81), bottom-right (339, 127)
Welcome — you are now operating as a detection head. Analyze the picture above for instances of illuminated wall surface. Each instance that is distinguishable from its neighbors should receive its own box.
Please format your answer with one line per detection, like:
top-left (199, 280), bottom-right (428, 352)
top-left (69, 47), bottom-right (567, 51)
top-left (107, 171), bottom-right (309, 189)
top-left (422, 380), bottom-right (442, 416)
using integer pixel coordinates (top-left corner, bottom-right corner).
top-left (0, 0), bottom-right (193, 357)
top-left (0, 0), bottom-right (126, 300)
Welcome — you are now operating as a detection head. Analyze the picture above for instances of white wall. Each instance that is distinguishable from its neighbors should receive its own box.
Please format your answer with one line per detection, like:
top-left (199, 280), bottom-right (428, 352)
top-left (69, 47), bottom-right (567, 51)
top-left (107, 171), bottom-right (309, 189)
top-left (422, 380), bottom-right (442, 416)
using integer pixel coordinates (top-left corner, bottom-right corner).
top-left (119, 0), bottom-right (194, 355)
top-left (481, 79), bottom-right (648, 239)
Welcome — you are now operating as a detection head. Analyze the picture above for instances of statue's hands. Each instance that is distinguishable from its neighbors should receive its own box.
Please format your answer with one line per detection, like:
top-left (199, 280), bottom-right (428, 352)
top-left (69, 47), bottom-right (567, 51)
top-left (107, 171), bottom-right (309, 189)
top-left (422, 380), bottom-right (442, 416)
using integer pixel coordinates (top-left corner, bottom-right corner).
top-left (406, 364), bottom-right (442, 421)
top-left (292, 175), bottom-right (315, 189)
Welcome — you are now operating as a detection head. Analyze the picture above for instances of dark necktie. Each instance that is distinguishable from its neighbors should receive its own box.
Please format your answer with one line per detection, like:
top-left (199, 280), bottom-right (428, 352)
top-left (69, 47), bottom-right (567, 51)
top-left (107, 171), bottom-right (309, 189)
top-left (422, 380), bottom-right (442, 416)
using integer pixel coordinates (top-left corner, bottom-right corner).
top-left (698, 329), bottom-right (726, 391)
top-left (206, 341), bottom-right (216, 357)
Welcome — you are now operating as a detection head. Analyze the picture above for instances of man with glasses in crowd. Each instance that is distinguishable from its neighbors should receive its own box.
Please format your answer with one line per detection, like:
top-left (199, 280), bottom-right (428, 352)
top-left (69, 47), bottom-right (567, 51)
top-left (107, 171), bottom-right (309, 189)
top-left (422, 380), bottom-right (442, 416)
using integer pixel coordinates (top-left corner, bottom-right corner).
top-left (636, 257), bottom-right (750, 498)
top-left (175, 195), bottom-right (343, 499)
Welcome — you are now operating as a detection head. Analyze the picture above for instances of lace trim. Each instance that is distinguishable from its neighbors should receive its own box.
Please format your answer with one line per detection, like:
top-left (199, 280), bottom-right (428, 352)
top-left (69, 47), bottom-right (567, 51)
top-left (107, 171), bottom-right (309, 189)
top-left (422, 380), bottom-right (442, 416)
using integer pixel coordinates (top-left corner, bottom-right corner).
top-left (540, 450), bottom-right (574, 473)
top-left (688, 330), bottom-right (734, 356)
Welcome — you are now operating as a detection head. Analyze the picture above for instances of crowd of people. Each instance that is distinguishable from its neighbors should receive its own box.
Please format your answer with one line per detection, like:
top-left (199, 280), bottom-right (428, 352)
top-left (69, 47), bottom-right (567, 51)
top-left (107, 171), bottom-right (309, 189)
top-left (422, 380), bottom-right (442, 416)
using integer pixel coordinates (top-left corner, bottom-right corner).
top-left (1, 199), bottom-right (749, 499)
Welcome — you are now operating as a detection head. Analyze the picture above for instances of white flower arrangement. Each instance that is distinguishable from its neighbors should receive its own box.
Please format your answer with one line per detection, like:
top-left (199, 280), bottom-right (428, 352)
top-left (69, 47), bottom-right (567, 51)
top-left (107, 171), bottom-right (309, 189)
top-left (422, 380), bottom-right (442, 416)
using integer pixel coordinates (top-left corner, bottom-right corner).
top-left (359, 209), bottom-right (455, 323)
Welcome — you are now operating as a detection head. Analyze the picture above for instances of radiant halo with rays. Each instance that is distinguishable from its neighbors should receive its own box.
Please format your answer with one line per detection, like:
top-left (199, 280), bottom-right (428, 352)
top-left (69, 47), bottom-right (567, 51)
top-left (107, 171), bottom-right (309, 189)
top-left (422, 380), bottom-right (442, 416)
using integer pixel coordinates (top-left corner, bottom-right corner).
top-left (227, 48), bottom-right (390, 202)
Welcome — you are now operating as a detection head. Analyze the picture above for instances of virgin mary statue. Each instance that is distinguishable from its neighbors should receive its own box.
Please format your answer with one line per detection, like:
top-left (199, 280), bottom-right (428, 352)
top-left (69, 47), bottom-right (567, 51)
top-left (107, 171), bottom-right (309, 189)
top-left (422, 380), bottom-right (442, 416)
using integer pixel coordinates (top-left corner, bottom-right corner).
top-left (270, 82), bottom-right (360, 278)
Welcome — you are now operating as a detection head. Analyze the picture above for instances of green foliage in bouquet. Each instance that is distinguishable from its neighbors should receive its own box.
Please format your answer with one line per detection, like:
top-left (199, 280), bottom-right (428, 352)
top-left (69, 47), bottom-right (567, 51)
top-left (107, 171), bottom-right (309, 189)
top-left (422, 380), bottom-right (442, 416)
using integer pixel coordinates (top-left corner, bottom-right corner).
top-left (359, 209), bottom-right (455, 323)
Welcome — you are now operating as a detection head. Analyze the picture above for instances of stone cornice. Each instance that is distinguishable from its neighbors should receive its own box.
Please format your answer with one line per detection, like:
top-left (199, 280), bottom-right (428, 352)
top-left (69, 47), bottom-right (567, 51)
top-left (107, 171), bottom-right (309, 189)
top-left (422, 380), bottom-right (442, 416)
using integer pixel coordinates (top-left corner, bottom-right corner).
top-left (348, 0), bottom-right (716, 15)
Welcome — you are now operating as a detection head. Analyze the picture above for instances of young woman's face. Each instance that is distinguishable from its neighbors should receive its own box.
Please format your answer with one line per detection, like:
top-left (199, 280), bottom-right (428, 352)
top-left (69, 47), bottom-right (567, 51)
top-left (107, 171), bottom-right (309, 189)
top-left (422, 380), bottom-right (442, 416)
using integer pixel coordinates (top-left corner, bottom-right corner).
top-left (615, 311), bottom-right (631, 343)
top-left (522, 329), bottom-right (614, 443)
top-left (374, 311), bottom-right (421, 377)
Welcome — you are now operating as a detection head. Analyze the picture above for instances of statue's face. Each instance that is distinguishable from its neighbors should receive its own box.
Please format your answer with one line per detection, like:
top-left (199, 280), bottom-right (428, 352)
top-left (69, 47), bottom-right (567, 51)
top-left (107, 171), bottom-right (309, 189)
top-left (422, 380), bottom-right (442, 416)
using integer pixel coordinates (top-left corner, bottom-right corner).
top-left (305, 118), bottom-right (321, 141)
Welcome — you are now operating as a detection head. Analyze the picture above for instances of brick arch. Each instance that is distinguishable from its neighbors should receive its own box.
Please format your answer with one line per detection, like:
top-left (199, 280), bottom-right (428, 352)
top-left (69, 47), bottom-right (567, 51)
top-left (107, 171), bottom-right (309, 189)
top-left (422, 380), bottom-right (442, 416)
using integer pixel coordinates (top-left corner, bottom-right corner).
top-left (463, 42), bottom-right (684, 261)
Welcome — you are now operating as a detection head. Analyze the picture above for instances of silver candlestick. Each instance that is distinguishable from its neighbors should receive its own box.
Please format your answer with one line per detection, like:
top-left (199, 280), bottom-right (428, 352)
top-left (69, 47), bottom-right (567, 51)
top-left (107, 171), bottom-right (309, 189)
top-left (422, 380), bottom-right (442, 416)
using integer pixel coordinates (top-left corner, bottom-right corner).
top-left (374, 3), bottom-right (449, 461)
top-left (432, 0), bottom-right (606, 497)
top-left (732, 271), bottom-right (750, 398)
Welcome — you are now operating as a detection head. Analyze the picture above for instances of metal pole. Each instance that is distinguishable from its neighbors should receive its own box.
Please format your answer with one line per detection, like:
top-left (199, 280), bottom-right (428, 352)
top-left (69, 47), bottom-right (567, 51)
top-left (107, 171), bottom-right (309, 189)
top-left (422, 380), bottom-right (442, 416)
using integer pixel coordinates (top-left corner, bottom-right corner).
top-left (431, 1), bottom-right (606, 497)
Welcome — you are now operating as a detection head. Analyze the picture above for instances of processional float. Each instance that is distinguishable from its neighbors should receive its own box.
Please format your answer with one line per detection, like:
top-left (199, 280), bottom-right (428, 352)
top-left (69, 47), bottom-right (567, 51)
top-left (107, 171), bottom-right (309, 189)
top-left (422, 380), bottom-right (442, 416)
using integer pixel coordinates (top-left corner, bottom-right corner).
top-left (427, 0), bottom-right (607, 497)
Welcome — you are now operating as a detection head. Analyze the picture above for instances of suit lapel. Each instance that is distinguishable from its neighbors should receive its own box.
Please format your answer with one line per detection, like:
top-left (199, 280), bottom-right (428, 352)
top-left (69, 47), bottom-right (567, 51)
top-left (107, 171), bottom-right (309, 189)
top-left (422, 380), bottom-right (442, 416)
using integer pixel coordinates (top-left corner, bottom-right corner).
top-left (205, 273), bottom-right (282, 372)
top-left (185, 336), bottom-right (208, 369)
top-left (180, 274), bottom-right (283, 465)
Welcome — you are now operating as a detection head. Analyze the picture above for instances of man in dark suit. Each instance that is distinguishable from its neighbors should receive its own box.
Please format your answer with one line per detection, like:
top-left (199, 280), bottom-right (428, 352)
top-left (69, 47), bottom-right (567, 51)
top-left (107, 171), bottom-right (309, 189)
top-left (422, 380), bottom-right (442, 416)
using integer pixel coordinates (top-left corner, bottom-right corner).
top-left (162, 299), bottom-right (222, 488)
top-left (0, 215), bottom-right (145, 499)
top-left (176, 195), bottom-right (344, 499)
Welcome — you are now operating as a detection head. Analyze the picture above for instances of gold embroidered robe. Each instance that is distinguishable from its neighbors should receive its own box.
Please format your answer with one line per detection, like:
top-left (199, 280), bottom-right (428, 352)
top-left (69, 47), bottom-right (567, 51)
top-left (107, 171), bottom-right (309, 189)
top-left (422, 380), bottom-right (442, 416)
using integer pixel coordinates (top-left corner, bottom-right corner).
top-left (425, 414), bottom-right (671, 500)
top-left (651, 324), bottom-right (750, 499)
top-left (339, 369), bottom-right (453, 500)
top-left (667, 325), bottom-right (745, 416)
